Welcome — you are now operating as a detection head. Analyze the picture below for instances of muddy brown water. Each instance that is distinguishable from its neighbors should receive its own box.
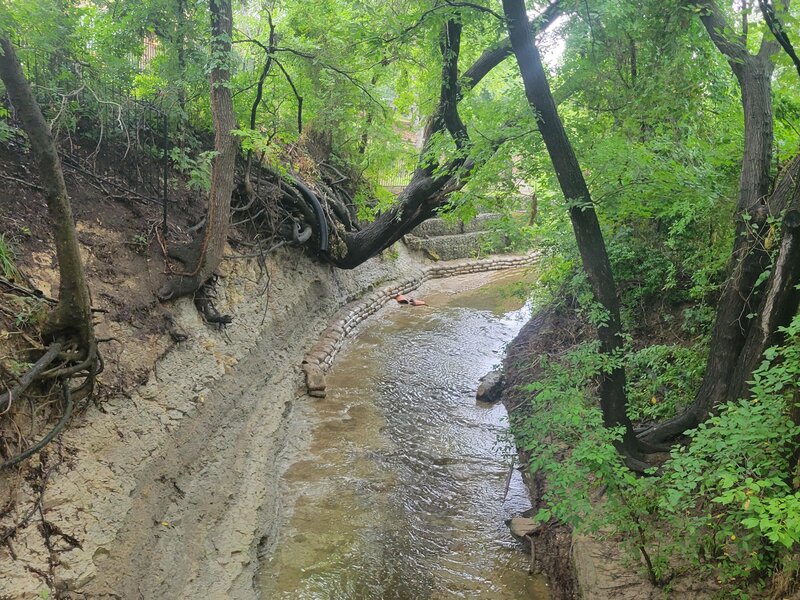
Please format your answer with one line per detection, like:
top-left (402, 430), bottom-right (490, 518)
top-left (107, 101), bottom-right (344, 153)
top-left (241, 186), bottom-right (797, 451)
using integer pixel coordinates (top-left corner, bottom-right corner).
top-left (259, 270), bottom-right (551, 599)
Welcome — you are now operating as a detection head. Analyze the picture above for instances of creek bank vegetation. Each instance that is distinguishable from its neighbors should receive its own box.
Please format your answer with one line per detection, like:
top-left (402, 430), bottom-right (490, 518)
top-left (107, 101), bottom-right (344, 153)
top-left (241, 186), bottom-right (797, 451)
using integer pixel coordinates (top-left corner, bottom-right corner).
top-left (0, 0), bottom-right (798, 597)
top-left (496, 1), bottom-right (800, 597)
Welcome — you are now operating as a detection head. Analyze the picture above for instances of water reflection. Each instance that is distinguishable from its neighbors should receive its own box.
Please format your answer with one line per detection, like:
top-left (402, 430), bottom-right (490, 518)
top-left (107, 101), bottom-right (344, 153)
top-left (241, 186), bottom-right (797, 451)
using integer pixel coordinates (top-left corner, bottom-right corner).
top-left (260, 270), bottom-right (550, 600)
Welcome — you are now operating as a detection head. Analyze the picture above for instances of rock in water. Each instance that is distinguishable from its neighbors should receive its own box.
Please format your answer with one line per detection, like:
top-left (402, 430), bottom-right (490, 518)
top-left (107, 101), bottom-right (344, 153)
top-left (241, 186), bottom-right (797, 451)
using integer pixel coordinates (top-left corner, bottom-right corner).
top-left (476, 369), bottom-right (503, 403)
top-left (506, 517), bottom-right (542, 543)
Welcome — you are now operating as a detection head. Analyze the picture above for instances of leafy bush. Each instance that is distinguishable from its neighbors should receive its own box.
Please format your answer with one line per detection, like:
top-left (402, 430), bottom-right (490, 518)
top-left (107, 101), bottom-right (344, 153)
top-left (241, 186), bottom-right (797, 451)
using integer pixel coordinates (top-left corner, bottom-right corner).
top-left (513, 313), bottom-right (800, 594)
top-left (656, 314), bottom-right (800, 588)
top-left (512, 341), bottom-right (669, 584)
top-left (169, 148), bottom-right (216, 192)
top-left (626, 343), bottom-right (705, 422)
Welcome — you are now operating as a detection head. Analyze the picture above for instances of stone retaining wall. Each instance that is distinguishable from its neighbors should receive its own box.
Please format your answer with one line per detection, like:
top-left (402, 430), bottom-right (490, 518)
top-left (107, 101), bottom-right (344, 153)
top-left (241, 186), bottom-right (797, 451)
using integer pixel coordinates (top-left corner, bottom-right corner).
top-left (405, 231), bottom-right (494, 261)
top-left (411, 213), bottom-right (501, 237)
top-left (302, 252), bottom-right (537, 396)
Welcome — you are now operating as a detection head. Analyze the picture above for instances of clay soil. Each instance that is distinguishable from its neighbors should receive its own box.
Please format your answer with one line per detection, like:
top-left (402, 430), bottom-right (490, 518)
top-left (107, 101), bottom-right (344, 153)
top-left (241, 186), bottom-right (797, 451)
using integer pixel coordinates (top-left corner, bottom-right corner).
top-left (0, 134), bottom-right (213, 396)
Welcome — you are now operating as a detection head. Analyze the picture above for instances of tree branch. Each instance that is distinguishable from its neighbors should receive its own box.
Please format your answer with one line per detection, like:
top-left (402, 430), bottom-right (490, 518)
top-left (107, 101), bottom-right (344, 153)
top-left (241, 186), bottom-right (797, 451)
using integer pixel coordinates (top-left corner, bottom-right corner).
top-left (270, 47), bottom-right (385, 110)
top-left (758, 0), bottom-right (800, 77)
top-left (272, 57), bottom-right (303, 134)
top-left (435, 20), bottom-right (469, 149)
top-left (689, 0), bottom-right (749, 70)
top-left (459, 1), bottom-right (563, 94)
top-left (379, 2), bottom-right (502, 45)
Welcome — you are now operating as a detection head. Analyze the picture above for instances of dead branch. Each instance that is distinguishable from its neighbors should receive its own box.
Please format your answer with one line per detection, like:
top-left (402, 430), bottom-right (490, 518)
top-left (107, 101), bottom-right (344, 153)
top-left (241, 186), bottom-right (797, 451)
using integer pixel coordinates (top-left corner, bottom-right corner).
top-left (0, 342), bottom-right (63, 415)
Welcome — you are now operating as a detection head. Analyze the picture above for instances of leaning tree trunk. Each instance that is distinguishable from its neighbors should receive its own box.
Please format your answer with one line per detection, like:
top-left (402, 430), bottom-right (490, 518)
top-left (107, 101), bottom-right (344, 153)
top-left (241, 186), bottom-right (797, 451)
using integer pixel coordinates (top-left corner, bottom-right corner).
top-left (728, 154), bottom-right (800, 401)
top-left (502, 0), bottom-right (639, 459)
top-left (333, 174), bottom-right (450, 268)
top-left (158, 0), bottom-right (239, 300)
top-left (330, 3), bottom-right (563, 269)
top-left (0, 37), bottom-right (94, 352)
top-left (693, 52), bottom-right (777, 407)
top-left (639, 1), bottom-right (779, 444)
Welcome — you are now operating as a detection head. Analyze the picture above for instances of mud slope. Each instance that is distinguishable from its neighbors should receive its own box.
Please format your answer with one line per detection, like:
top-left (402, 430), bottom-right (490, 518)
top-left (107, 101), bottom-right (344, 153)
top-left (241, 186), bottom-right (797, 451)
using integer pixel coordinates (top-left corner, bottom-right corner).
top-left (0, 247), bottom-right (424, 600)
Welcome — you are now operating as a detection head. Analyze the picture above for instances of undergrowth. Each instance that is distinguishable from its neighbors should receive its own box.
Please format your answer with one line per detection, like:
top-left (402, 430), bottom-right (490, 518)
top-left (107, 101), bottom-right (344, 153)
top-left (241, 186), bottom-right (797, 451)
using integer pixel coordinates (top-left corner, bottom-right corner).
top-left (511, 312), bottom-right (800, 596)
top-left (509, 190), bottom-right (800, 595)
top-left (0, 233), bottom-right (19, 281)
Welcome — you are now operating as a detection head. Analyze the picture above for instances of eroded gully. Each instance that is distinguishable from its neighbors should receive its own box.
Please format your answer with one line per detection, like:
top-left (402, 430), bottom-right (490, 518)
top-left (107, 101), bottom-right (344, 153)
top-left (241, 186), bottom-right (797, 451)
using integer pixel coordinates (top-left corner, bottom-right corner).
top-left (258, 269), bottom-right (550, 600)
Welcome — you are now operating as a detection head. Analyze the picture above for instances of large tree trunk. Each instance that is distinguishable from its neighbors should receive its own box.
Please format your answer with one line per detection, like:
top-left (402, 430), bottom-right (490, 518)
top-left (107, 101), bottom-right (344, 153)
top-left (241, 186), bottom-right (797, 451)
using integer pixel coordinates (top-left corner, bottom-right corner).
top-left (501, 0), bottom-right (639, 458)
top-left (639, 1), bottom-right (780, 444)
top-left (693, 4), bottom-right (779, 413)
top-left (158, 0), bottom-right (239, 300)
top-left (728, 154), bottom-right (800, 401)
top-left (334, 178), bottom-right (441, 268)
top-left (0, 37), bottom-right (94, 352)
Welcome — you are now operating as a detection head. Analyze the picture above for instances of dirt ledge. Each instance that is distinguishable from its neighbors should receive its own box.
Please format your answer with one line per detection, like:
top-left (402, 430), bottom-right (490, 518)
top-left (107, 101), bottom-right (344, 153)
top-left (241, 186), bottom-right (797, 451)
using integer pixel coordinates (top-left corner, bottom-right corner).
top-left (0, 244), bottom-right (535, 600)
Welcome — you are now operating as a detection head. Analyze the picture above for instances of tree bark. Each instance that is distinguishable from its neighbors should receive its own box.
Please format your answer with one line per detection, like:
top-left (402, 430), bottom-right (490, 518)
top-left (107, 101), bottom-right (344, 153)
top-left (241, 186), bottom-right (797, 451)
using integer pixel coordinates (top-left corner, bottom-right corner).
top-left (158, 0), bottom-right (239, 300)
top-left (0, 37), bottom-right (95, 351)
top-left (758, 0), bottom-right (800, 79)
top-left (501, 0), bottom-right (639, 458)
top-left (729, 154), bottom-right (800, 401)
top-left (334, 176), bottom-right (443, 268)
top-left (639, 1), bottom-right (780, 443)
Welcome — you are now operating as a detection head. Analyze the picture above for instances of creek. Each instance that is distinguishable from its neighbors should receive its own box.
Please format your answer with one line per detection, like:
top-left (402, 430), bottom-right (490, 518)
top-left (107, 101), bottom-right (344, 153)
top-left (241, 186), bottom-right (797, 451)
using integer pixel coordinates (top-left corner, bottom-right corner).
top-left (258, 270), bottom-right (550, 599)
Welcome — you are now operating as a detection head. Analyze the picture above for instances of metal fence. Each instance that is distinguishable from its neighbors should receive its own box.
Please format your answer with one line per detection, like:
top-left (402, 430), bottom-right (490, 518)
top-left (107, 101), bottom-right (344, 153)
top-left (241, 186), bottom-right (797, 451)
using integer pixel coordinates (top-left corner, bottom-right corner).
top-left (1, 48), bottom-right (172, 228)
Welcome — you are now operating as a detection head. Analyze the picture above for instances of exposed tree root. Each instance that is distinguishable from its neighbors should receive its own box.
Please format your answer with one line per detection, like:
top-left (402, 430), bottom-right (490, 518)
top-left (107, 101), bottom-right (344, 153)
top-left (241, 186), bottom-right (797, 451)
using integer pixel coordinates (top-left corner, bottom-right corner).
top-left (1, 381), bottom-right (73, 470)
top-left (193, 276), bottom-right (233, 326)
top-left (1, 337), bottom-right (101, 469)
top-left (0, 342), bottom-right (63, 415)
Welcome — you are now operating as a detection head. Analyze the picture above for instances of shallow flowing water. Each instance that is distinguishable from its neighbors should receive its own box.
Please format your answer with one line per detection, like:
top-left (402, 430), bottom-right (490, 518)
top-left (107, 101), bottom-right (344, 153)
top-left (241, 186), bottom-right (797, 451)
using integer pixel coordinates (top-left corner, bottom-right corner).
top-left (259, 270), bottom-right (550, 600)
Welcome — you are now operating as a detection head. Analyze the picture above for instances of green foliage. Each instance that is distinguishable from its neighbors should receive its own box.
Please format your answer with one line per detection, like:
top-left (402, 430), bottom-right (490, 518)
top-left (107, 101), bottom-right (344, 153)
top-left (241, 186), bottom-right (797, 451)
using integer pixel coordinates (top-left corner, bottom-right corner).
top-left (381, 243), bottom-right (399, 262)
top-left (128, 233), bottom-right (149, 254)
top-left (478, 213), bottom-right (536, 254)
top-left (9, 295), bottom-right (48, 328)
top-left (511, 340), bottom-right (669, 584)
top-left (625, 343), bottom-right (706, 422)
top-left (682, 303), bottom-right (717, 336)
top-left (516, 313), bottom-right (800, 594)
top-left (0, 233), bottom-right (20, 281)
top-left (656, 317), bottom-right (800, 587)
top-left (6, 359), bottom-right (33, 377)
top-left (0, 107), bottom-right (15, 143)
top-left (514, 341), bottom-right (625, 524)
top-left (169, 148), bottom-right (215, 192)
top-left (4, 0), bottom-right (800, 592)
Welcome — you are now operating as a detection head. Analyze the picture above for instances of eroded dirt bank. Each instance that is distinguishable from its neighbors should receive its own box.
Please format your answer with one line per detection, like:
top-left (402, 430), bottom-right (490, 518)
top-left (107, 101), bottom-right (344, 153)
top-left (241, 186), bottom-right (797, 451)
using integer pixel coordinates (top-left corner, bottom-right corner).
top-left (1, 245), bottom-right (425, 599)
top-left (500, 308), bottom-right (714, 600)
top-left (0, 244), bottom-right (534, 600)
